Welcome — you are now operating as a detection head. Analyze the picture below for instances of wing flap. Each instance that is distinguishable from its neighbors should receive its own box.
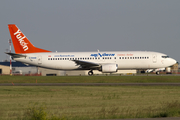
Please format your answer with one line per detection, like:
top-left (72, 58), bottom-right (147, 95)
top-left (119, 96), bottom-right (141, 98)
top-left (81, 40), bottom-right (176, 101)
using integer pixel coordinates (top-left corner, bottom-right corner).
top-left (72, 60), bottom-right (100, 69)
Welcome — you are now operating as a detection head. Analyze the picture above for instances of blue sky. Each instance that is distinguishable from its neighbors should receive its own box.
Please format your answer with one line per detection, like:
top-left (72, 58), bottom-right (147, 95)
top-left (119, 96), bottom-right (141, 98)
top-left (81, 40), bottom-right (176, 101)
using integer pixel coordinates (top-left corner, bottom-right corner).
top-left (0, 0), bottom-right (180, 62)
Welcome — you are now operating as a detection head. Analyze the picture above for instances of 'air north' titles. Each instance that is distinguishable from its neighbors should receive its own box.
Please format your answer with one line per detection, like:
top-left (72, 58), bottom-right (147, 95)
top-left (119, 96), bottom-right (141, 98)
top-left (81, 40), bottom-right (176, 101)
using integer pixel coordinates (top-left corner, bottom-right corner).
top-left (14, 29), bottom-right (28, 51)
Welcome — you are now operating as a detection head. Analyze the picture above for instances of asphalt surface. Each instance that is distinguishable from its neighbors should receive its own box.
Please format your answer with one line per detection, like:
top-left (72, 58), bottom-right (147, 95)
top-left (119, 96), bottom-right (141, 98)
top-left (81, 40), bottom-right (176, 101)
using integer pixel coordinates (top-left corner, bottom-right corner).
top-left (105, 118), bottom-right (180, 120)
top-left (1, 83), bottom-right (180, 86)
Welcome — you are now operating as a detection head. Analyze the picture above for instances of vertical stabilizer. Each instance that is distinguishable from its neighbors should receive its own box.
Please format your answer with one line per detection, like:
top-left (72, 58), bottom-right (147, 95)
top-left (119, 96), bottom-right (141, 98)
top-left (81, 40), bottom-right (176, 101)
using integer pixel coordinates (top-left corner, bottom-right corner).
top-left (8, 24), bottom-right (51, 54)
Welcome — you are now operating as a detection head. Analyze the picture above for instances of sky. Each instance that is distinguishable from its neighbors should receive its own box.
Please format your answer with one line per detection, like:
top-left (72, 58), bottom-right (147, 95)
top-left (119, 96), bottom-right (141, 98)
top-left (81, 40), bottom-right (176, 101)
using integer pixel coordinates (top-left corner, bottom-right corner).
top-left (0, 0), bottom-right (180, 62)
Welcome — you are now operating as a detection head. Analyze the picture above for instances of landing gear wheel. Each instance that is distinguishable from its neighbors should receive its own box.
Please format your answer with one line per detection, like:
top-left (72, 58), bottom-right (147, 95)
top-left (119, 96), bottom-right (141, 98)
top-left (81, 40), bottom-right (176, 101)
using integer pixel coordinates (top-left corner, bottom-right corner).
top-left (88, 71), bottom-right (93, 76)
top-left (156, 71), bottom-right (160, 75)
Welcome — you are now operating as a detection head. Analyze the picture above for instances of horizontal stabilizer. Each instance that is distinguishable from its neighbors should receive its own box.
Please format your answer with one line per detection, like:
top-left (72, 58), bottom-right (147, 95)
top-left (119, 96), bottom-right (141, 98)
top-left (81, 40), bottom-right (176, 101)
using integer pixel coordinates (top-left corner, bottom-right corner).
top-left (5, 53), bottom-right (26, 58)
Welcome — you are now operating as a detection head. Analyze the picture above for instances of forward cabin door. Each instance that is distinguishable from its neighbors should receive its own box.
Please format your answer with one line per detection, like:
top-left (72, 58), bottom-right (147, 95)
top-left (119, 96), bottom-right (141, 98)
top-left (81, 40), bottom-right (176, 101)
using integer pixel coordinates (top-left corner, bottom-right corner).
top-left (38, 56), bottom-right (42, 64)
top-left (152, 54), bottom-right (157, 63)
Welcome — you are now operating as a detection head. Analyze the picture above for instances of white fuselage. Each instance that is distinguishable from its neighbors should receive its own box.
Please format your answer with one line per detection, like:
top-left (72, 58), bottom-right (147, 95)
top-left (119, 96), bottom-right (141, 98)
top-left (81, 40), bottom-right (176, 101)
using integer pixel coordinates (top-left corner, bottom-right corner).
top-left (13, 51), bottom-right (176, 71)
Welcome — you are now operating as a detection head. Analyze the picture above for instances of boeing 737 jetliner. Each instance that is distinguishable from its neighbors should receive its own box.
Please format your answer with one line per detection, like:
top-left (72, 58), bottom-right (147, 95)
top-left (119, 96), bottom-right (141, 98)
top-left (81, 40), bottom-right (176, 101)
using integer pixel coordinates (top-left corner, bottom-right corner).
top-left (6, 24), bottom-right (177, 75)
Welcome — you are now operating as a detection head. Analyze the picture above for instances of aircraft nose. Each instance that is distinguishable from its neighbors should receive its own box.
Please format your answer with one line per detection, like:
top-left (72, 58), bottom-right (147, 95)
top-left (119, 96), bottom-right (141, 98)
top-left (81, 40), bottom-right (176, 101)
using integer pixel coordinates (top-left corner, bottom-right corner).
top-left (170, 58), bottom-right (177, 66)
top-left (163, 58), bottom-right (177, 67)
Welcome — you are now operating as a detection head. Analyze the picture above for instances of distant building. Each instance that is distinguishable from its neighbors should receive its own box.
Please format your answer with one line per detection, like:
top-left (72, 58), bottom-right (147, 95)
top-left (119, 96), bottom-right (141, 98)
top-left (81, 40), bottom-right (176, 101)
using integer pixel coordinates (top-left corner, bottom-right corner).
top-left (0, 63), bottom-right (9, 74)
top-left (63, 70), bottom-right (137, 76)
top-left (171, 62), bottom-right (179, 73)
top-left (0, 62), bottom-right (137, 76)
top-left (0, 62), bottom-right (37, 75)
top-left (38, 67), bottom-right (65, 76)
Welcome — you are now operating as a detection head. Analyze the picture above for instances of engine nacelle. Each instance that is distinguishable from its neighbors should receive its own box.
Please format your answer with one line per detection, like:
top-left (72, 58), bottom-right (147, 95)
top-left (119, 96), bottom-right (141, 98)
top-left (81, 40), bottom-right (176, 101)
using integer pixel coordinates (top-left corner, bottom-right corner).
top-left (100, 63), bottom-right (118, 73)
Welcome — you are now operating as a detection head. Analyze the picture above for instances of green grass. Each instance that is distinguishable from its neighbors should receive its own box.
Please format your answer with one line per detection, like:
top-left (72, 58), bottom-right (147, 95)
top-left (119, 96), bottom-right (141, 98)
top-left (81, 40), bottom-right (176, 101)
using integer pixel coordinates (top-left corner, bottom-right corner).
top-left (0, 86), bottom-right (180, 119)
top-left (1, 76), bottom-right (180, 119)
top-left (0, 76), bottom-right (180, 83)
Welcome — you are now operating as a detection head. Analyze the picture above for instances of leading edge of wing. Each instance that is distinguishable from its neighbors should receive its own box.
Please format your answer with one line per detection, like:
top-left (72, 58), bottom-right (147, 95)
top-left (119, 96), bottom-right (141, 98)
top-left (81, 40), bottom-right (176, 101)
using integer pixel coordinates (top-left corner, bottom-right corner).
top-left (72, 60), bottom-right (100, 69)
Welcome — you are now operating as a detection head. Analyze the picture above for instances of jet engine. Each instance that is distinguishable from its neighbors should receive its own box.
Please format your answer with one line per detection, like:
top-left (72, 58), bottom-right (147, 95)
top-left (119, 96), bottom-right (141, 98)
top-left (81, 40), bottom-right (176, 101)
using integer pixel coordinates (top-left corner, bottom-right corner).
top-left (100, 63), bottom-right (118, 73)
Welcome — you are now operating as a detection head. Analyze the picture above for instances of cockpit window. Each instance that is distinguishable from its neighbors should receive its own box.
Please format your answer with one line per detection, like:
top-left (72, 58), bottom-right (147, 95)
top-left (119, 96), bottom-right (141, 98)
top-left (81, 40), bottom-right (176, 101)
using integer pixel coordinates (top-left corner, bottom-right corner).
top-left (162, 56), bottom-right (169, 58)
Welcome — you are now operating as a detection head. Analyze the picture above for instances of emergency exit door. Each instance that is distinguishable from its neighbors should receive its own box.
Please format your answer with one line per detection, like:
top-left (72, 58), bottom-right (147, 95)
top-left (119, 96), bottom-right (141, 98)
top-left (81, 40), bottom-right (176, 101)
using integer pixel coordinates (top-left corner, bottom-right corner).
top-left (38, 56), bottom-right (42, 64)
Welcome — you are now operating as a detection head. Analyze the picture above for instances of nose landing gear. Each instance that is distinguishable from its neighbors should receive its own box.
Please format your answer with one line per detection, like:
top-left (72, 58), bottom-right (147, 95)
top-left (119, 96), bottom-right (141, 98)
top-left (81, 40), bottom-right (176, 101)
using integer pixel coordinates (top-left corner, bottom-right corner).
top-left (156, 71), bottom-right (160, 75)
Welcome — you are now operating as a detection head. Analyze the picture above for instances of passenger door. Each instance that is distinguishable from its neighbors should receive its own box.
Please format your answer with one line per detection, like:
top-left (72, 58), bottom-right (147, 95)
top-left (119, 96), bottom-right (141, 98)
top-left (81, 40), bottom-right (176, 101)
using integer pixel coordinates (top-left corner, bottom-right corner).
top-left (152, 54), bottom-right (157, 63)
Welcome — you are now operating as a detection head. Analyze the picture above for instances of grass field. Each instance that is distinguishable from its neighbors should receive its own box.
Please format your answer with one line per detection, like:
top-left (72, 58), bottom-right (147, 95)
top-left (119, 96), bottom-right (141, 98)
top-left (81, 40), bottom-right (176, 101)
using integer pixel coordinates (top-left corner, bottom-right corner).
top-left (0, 86), bottom-right (180, 120)
top-left (0, 75), bottom-right (180, 83)
top-left (0, 76), bottom-right (180, 120)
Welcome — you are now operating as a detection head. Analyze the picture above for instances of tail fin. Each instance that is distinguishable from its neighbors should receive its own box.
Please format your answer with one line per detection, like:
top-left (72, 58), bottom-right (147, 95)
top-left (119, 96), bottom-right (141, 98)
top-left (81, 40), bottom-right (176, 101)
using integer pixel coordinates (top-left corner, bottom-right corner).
top-left (8, 24), bottom-right (51, 54)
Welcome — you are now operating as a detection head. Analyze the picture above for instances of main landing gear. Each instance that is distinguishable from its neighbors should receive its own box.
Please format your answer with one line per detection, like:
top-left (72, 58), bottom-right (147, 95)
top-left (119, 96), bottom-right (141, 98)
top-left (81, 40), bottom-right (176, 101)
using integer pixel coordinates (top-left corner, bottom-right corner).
top-left (88, 70), bottom-right (93, 76)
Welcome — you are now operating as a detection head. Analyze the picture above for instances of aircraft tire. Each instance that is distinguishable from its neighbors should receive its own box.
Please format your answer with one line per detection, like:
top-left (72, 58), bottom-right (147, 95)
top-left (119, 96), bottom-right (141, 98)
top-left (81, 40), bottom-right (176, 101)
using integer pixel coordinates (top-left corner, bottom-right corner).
top-left (156, 71), bottom-right (160, 75)
top-left (88, 71), bottom-right (93, 76)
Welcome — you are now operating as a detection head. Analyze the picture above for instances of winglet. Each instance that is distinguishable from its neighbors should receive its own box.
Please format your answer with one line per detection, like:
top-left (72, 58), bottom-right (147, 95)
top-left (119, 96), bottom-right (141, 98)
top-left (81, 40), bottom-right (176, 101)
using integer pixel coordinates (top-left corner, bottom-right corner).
top-left (8, 24), bottom-right (51, 54)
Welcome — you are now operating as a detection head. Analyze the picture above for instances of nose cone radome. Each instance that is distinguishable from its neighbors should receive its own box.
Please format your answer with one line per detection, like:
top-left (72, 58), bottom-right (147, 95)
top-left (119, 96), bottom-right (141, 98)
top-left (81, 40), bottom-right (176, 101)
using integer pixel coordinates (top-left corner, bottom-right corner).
top-left (169, 58), bottom-right (177, 66)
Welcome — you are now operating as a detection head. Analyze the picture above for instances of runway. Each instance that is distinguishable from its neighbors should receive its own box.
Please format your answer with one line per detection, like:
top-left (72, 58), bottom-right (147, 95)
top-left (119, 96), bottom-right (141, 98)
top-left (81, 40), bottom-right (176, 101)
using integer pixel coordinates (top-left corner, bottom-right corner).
top-left (107, 117), bottom-right (180, 120)
top-left (1, 83), bottom-right (180, 86)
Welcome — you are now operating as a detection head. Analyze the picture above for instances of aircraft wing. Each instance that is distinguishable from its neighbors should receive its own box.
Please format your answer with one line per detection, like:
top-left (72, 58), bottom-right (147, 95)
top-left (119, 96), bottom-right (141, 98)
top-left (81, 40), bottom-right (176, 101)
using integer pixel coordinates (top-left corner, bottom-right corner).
top-left (5, 53), bottom-right (26, 58)
top-left (72, 60), bottom-right (100, 69)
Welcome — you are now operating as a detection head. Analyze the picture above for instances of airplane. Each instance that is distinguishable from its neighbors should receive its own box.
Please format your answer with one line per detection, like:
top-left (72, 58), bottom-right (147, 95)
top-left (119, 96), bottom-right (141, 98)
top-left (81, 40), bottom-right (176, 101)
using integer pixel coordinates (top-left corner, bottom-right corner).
top-left (6, 24), bottom-right (177, 75)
